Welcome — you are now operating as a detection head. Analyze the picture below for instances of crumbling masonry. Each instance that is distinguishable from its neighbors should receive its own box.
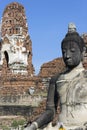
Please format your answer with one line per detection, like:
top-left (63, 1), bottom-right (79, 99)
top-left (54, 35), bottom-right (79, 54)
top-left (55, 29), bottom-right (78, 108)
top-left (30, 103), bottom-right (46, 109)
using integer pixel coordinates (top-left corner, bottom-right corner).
top-left (0, 2), bottom-right (43, 108)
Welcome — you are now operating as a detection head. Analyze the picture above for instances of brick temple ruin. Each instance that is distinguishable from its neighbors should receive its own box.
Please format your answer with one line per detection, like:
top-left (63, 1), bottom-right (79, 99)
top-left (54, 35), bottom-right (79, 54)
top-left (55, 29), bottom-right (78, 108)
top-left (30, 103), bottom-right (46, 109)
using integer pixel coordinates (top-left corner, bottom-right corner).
top-left (0, 2), bottom-right (87, 117)
top-left (1, 2), bottom-right (34, 75)
top-left (0, 2), bottom-right (44, 111)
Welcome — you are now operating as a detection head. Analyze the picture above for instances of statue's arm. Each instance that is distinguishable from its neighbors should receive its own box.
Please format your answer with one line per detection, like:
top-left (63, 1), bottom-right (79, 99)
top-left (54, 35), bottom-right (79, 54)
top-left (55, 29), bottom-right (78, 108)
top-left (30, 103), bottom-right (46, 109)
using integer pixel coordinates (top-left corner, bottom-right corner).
top-left (25, 75), bottom-right (59, 130)
top-left (33, 76), bottom-right (57, 128)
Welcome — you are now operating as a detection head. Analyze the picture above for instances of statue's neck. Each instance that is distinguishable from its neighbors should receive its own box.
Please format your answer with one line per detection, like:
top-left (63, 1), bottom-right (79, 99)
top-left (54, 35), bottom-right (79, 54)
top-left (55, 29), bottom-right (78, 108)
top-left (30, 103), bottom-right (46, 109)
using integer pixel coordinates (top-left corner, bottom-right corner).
top-left (64, 62), bottom-right (84, 80)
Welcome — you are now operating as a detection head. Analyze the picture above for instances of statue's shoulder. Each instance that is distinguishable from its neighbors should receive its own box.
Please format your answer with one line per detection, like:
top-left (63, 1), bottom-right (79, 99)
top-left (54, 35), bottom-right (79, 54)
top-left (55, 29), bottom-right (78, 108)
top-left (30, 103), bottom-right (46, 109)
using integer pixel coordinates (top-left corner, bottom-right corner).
top-left (50, 72), bottom-right (63, 84)
top-left (83, 69), bottom-right (87, 78)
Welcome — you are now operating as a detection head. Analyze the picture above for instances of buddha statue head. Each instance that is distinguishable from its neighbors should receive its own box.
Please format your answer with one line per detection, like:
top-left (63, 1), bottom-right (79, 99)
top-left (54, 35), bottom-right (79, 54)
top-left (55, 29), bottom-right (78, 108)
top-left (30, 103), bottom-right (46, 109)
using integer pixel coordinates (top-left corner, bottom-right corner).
top-left (61, 23), bottom-right (85, 69)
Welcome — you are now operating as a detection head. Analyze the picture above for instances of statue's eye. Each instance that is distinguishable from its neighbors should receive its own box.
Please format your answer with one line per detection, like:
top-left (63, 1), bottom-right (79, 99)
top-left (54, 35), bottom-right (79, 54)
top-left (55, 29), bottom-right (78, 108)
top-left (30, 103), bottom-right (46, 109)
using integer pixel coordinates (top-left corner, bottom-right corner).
top-left (71, 48), bottom-right (75, 52)
top-left (62, 50), bottom-right (66, 53)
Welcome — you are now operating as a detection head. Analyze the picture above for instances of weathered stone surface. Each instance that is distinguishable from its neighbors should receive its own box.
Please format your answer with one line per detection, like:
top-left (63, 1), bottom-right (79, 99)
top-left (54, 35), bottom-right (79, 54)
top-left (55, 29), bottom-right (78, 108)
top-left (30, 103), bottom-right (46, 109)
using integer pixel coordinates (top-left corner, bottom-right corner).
top-left (1, 2), bottom-right (27, 37)
top-left (82, 33), bottom-right (87, 47)
top-left (0, 105), bottom-right (33, 116)
top-left (0, 2), bottom-right (34, 75)
top-left (55, 66), bottom-right (87, 129)
top-left (0, 2), bottom-right (39, 107)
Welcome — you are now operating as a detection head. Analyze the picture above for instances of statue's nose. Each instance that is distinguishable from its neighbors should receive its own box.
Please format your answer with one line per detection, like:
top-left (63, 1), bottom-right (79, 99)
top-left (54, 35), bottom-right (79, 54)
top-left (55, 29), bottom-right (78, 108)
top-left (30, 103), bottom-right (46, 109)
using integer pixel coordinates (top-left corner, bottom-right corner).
top-left (65, 51), bottom-right (71, 59)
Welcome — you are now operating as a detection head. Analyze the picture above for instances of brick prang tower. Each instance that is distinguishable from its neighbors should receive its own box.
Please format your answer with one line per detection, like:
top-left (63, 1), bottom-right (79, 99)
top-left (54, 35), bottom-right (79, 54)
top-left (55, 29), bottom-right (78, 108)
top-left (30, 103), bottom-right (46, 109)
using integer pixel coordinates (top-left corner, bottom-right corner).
top-left (0, 2), bottom-right (34, 75)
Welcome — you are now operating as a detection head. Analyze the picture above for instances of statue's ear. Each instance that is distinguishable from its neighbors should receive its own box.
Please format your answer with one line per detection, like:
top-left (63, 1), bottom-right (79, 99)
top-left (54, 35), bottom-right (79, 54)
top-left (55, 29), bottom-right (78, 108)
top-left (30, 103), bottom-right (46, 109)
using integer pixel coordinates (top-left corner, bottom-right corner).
top-left (83, 46), bottom-right (86, 54)
top-left (82, 46), bottom-right (86, 60)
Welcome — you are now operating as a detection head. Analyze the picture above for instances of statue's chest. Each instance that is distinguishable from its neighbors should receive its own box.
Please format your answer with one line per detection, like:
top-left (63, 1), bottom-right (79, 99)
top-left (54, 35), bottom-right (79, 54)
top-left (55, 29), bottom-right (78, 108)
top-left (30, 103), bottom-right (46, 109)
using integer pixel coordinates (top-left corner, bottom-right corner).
top-left (56, 73), bottom-right (87, 105)
top-left (56, 78), bottom-right (71, 104)
top-left (56, 72), bottom-right (87, 127)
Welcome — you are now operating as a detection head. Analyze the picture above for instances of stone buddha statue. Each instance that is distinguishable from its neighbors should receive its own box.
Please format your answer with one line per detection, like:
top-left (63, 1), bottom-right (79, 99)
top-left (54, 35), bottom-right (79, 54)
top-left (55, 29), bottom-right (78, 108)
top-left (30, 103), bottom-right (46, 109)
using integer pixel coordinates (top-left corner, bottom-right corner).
top-left (25, 23), bottom-right (87, 130)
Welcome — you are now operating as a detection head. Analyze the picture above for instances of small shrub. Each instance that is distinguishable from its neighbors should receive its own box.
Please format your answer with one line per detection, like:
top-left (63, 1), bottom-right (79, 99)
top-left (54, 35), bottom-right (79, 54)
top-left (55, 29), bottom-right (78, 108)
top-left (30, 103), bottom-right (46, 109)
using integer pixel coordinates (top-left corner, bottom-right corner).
top-left (17, 119), bottom-right (26, 125)
top-left (1, 125), bottom-right (10, 130)
top-left (11, 120), bottom-right (18, 129)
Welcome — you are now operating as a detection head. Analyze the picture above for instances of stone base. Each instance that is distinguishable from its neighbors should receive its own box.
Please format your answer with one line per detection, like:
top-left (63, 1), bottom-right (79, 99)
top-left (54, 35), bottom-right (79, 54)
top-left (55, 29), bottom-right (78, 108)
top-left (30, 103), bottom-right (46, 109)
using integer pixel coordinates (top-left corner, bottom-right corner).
top-left (42, 122), bottom-right (87, 130)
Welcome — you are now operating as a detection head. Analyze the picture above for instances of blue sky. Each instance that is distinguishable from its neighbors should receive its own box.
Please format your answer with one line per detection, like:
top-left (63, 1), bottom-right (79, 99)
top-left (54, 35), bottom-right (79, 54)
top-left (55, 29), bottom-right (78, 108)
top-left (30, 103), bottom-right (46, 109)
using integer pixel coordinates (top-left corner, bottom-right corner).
top-left (0, 0), bottom-right (87, 74)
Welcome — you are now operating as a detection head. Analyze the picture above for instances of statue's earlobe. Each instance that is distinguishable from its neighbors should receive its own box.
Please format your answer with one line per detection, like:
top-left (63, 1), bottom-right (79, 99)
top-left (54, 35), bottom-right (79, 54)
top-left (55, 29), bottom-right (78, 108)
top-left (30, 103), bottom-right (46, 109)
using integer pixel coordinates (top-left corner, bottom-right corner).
top-left (82, 47), bottom-right (86, 60)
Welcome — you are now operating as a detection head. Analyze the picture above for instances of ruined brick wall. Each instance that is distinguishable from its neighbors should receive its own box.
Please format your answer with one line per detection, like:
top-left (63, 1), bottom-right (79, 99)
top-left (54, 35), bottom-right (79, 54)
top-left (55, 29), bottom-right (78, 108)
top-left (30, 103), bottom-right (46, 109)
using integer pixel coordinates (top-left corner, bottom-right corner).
top-left (82, 33), bottom-right (87, 69)
top-left (0, 2), bottom-right (34, 75)
top-left (1, 2), bottom-right (27, 37)
top-left (82, 33), bottom-right (87, 47)
top-left (0, 63), bottom-right (43, 96)
top-left (0, 69), bottom-right (44, 106)
top-left (0, 2), bottom-right (44, 107)
top-left (39, 57), bottom-right (65, 78)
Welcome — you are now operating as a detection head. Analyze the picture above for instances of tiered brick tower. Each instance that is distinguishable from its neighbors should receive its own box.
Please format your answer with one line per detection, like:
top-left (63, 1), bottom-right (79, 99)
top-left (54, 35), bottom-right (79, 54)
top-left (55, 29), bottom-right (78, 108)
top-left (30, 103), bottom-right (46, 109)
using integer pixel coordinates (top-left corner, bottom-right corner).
top-left (0, 2), bottom-right (43, 111)
top-left (0, 2), bottom-right (34, 75)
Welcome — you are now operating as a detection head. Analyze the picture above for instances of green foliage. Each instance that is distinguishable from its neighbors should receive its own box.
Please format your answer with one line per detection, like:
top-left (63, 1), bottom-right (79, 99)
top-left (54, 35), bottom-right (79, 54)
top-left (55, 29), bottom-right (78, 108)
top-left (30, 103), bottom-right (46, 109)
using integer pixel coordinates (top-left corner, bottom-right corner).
top-left (17, 119), bottom-right (26, 125)
top-left (1, 125), bottom-right (11, 130)
top-left (21, 125), bottom-right (24, 130)
top-left (11, 119), bottom-right (26, 129)
top-left (11, 120), bottom-right (19, 128)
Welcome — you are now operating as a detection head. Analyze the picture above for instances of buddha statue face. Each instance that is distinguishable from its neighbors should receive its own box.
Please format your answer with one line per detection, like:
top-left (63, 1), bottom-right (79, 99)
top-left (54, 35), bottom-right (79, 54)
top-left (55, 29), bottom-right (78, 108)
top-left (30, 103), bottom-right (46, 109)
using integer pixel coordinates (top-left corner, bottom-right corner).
top-left (62, 41), bottom-right (82, 69)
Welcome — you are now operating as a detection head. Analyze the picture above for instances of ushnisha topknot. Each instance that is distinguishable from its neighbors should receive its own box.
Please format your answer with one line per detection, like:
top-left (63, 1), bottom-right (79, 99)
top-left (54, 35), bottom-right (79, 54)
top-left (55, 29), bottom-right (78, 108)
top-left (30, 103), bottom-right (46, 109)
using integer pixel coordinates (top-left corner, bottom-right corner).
top-left (68, 22), bottom-right (76, 33)
top-left (61, 23), bottom-right (86, 53)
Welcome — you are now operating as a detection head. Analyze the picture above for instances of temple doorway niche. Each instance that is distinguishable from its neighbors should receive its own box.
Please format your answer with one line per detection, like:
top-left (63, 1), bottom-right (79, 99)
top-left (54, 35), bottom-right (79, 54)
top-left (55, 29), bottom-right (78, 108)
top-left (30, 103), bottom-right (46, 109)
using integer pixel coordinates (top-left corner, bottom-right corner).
top-left (4, 51), bottom-right (9, 67)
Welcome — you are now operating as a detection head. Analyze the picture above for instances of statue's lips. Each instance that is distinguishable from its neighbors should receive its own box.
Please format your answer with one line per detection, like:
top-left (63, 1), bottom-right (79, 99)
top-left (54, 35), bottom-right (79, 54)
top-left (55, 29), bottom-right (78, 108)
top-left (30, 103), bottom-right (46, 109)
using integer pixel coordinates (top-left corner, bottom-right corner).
top-left (65, 59), bottom-right (72, 64)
